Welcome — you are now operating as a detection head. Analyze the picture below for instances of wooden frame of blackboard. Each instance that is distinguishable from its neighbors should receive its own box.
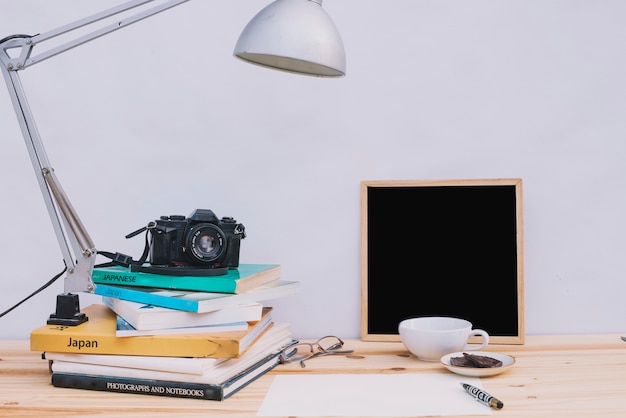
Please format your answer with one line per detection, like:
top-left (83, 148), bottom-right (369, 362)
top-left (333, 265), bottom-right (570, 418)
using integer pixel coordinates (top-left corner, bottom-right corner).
top-left (360, 179), bottom-right (524, 344)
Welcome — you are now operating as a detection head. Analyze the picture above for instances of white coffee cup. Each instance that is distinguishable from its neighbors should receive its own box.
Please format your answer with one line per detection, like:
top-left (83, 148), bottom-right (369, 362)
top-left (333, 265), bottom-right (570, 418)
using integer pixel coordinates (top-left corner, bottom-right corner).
top-left (398, 316), bottom-right (489, 362)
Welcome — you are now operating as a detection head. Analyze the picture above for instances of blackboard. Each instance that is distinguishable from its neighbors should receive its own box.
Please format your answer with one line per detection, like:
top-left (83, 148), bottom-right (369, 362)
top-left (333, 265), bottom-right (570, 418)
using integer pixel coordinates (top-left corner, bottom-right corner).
top-left (360, 179), bottom-right (524, 344)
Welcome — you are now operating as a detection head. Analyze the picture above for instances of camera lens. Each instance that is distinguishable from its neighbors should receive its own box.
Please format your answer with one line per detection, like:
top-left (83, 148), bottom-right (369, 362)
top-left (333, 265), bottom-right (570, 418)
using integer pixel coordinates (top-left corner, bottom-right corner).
top-left (186, 223), bottom-right (226, 264)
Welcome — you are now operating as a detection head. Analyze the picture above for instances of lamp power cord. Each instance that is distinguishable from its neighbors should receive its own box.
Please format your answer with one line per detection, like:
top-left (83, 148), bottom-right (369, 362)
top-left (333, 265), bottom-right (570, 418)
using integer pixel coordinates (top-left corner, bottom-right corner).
top-left (0, 246), bottom-right (141, 319)
top-left (0, 266), bottom-right (66, 319)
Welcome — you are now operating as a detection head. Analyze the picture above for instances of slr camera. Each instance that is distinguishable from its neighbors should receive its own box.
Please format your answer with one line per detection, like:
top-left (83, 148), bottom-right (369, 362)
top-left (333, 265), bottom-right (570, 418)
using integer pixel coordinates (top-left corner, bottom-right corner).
top-left (149, 209), bottom-right (245, 271)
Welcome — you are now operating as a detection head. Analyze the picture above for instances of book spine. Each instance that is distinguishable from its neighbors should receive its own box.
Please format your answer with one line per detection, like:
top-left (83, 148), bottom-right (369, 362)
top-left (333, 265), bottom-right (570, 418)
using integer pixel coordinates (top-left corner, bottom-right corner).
top-left (93, 284), bottom-right (201, 312)
top-left (51, 372), bottom-right (227, 401)
top-left (114, 315), bottom-right (248, 337)
top-left (30, 330), bottom-right (242, 358)
top-left (50, 353), bottom-right (281, 401)
top-left (94, 280), bottom-right (300, 314)
top-left (91, 269), bottom-right (237, 293)
top-left (103, 297), bottom-right (264, 331)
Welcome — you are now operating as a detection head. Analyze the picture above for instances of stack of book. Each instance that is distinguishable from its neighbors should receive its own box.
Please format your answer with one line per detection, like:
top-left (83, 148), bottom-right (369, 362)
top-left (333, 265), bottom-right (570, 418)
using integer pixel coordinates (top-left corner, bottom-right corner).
top-left (30, 264), bottom-right (300, 401)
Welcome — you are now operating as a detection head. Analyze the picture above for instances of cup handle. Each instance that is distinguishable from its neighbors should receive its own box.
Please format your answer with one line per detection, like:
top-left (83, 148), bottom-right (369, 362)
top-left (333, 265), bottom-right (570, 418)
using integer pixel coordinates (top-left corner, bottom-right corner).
top-left (461, 329), bottom-right (489, 351)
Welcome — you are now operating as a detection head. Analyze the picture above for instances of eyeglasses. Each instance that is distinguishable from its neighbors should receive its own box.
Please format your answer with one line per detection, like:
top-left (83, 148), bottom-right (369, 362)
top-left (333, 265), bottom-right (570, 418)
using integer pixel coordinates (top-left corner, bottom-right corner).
top-left (279, 335), bottom-right (354, 368)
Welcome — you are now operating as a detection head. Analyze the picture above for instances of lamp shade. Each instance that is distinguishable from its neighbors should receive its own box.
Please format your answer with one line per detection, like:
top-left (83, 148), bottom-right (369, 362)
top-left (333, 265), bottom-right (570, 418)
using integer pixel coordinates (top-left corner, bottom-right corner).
top-left (234, 0), bottom-right (346, 77)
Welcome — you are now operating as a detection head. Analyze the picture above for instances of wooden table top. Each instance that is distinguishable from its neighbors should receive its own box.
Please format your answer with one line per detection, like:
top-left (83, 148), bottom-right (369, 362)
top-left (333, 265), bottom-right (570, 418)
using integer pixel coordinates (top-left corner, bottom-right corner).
top-left (1, 334), bottom-right (626, 417)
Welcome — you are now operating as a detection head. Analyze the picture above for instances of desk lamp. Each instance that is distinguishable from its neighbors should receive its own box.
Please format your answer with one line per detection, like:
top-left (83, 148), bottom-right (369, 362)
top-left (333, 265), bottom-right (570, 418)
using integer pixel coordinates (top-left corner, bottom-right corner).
top-left (0, 0), bottom-right (345, 326)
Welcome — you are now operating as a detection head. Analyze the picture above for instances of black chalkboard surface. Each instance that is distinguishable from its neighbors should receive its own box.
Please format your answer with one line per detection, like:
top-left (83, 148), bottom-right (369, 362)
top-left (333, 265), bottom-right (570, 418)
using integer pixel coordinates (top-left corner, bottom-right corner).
top-left (360, 179), bottom-right (524, 344)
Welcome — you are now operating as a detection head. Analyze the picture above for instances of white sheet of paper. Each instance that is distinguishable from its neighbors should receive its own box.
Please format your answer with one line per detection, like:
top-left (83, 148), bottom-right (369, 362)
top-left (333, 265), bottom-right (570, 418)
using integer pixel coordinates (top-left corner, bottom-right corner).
top-left (257, 373), bottom-right (493, 417)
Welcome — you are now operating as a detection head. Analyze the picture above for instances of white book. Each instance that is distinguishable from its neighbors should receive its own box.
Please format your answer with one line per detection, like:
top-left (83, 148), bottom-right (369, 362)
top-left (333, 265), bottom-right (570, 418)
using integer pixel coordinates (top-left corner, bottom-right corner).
top-left (114, 315), bottom-right (249, 337)
top-left (49, 323), bottom-right (293, 384)
top-left (45, 352), bottom-right (228, 375)
top-left (102, 296), bottom-right (263, 330)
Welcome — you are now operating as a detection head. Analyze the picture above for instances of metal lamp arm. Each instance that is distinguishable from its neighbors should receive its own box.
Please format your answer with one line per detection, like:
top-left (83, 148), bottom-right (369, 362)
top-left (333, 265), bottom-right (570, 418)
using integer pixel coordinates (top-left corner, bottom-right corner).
top-left (0, 60), bottom-right (87, 293)
top-left (0, 0), bottom-right (191, 297)
top-left (3, 0), bottom-right (190, 71)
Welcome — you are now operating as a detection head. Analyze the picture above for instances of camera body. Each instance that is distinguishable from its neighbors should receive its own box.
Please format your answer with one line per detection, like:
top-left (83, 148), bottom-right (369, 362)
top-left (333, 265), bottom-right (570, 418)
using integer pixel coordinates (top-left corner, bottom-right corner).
top-left (150, 209), bottom-right (245, 269)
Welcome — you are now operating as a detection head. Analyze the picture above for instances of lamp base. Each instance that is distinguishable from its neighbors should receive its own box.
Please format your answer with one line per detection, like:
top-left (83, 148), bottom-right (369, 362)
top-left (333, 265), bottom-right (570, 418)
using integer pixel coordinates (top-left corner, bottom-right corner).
top-left (47, 293), bottom-right (88, 326)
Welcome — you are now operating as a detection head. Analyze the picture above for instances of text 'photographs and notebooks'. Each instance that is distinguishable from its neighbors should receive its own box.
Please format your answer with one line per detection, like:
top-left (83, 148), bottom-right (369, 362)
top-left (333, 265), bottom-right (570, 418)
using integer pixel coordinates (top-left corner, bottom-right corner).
top-left (47, 323), bottom-right (294, 401)
top-left (31, 304), bottom-right (273, 358)
top-left (91, 264), bottom-right (281, 294)
top-left (94, 280), bottom-right (300, 313)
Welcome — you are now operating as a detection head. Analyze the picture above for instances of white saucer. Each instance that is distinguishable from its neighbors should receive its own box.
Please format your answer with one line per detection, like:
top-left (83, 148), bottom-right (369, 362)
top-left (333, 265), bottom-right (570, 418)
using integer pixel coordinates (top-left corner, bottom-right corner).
top-left (440, 351), bottom-right (515, 377)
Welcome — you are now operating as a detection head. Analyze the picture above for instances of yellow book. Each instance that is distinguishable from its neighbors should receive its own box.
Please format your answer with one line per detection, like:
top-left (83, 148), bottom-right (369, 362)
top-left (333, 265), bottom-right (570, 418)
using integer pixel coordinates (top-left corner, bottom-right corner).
top-left (30, 304), bottom-right (273, 358)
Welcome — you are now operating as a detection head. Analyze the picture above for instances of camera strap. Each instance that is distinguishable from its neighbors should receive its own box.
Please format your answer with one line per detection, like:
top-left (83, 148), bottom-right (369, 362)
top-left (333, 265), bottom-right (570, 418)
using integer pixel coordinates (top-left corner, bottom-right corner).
top-left (94, 225), bottom-right (153, 269)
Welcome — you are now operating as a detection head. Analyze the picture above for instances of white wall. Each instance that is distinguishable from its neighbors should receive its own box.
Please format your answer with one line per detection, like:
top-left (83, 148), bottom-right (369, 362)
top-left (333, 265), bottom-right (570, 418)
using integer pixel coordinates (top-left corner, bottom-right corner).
top-left (1, 0), bottom-right (625, 340)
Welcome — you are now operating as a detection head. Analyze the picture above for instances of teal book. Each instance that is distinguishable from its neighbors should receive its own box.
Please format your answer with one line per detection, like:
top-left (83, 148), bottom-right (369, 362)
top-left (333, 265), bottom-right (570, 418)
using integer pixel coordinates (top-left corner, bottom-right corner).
top-left (91, 264), bottom-right (280, 294)
top-left (93, 280), bottom-right (301, 313)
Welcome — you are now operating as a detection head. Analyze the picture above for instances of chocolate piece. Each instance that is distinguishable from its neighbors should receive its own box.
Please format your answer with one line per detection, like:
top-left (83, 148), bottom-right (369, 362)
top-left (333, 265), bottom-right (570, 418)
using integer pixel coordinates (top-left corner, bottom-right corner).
top-left (449, 356), bottom-right (473, 367)
top-left (449, 353), bottom-right (503, 368)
